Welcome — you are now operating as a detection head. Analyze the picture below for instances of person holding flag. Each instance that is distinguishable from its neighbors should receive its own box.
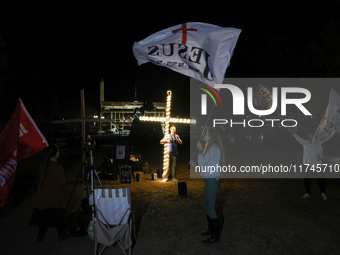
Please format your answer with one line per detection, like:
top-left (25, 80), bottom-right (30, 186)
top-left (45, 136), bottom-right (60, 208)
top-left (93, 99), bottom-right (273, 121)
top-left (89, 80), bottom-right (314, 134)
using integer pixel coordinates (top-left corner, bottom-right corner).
top-left (288, 128), bottom-right (327, 200)
top-left (290, 87), bottom-right (340, 200)
top-left (134, 21), bottom-right (240, 244)
top-left (190, 127), bottom-right (226, 244)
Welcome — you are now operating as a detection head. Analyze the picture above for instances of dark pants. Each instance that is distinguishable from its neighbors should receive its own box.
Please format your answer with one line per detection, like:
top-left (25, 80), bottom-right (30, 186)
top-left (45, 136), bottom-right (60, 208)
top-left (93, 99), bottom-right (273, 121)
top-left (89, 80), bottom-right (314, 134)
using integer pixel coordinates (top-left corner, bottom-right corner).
top-left (169, 151), bottom-right (178, 178)
top-left (30, 208), bottom-right (65, 239)
top-left (304, 178), bottom-right (326, 194)
top-left (204, 178), bottom-right (220, 219)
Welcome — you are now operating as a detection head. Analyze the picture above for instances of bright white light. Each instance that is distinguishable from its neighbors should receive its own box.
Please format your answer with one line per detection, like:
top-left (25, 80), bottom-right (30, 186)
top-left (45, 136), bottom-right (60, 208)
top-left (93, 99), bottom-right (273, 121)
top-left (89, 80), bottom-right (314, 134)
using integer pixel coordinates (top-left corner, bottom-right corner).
top-left (138, 90), bottom-right (196, 183)
top-left (162, 90), bottom-right (172, 179)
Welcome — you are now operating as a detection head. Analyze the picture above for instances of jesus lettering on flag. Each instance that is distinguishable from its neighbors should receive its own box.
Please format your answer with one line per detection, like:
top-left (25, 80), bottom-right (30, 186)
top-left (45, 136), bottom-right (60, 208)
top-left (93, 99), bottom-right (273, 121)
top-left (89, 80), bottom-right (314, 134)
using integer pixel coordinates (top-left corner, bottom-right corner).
top-left (133, 22), bottom-right (241, 87)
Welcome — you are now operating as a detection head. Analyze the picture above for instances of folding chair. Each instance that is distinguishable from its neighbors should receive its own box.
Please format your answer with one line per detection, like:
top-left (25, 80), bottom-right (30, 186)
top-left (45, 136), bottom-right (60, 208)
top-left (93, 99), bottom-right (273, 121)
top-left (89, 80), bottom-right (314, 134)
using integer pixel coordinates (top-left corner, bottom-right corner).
top-left (89, 188), bottom-right (135, 255)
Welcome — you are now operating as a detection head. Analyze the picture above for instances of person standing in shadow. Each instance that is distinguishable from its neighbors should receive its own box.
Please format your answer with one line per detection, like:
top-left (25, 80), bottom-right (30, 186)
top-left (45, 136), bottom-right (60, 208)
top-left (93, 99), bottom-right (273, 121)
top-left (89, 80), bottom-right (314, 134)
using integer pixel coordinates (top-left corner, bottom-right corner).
top-left (29, 144), bottom-right (69, 241)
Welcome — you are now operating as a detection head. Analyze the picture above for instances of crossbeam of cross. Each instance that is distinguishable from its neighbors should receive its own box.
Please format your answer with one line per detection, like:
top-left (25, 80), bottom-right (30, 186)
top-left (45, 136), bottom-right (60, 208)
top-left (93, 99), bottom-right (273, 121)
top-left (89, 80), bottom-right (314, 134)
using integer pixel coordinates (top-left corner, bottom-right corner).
top-left (52, 90), bottom-right (124, 163)
top-left (139, 90), bottom-right (196, 181)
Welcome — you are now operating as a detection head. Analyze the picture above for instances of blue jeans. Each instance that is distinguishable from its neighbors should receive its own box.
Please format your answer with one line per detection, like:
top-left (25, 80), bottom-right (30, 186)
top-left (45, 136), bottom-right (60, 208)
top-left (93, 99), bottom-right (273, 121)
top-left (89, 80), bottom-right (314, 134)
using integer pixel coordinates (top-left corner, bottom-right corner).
top-left (204, 178), bottom-right (220, 219)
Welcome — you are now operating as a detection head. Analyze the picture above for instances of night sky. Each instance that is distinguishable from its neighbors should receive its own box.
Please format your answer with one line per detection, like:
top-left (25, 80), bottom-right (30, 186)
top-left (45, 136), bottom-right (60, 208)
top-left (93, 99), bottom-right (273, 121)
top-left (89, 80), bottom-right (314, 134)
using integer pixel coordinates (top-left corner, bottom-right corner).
top-left (0, 5), bottom-right (338, 120)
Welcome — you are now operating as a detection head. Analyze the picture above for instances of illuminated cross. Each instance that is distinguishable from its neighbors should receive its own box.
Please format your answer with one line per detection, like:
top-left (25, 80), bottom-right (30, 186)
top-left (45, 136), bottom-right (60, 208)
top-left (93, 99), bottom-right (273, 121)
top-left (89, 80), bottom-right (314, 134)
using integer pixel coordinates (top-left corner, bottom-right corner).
top-left (172, 23), bottom-right (197, 44)
top-left (139, 90), bottom-right (196, 181)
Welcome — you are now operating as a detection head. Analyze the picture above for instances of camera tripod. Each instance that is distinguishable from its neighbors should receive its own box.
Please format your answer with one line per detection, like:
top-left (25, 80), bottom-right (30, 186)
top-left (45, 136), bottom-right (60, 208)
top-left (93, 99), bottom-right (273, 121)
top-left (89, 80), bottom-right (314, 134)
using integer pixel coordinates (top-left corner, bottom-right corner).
top-left (64, 142), bottom-right (103, 222)
top-left (83, 145), bottom-right (103, 221)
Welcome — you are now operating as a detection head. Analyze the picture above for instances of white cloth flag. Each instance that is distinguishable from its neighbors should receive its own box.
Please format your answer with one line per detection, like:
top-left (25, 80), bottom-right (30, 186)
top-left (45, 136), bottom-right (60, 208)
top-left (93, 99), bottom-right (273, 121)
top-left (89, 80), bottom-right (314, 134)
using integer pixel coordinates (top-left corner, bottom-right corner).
top-left (132, 22), bottom-right (241, 87)
top-left (313, 88), bottom-right (340, 145)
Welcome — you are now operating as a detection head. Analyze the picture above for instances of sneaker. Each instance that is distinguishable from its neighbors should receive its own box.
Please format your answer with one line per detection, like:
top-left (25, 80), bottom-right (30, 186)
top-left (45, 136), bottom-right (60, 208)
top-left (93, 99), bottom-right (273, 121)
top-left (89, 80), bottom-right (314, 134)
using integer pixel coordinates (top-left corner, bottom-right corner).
top-left (321, 193), bottom-right (328, 200)
top-left (302, 193), bottom-right (311, 198)
top-left (172, 177), bottom-right (179, 181)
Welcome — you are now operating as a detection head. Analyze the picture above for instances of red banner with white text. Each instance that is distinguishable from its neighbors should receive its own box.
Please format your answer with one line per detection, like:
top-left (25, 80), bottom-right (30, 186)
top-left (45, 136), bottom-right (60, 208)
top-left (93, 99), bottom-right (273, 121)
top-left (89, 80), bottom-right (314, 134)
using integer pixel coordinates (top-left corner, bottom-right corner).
top-left (0, 100), bottom-right (48, 207)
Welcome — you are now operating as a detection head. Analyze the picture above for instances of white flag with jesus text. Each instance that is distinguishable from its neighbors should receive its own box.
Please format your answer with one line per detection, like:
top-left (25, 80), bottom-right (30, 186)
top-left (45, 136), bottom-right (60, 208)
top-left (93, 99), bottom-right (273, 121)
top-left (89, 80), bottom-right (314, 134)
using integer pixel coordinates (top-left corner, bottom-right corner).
top-left (132, 22), bottom-right (241, 87)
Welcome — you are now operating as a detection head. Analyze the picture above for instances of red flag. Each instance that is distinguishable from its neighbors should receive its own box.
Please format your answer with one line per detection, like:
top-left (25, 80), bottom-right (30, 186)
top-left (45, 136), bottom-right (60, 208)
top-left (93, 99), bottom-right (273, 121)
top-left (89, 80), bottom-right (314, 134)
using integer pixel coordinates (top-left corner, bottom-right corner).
top-left (0, 100), bottom-right (48, 207)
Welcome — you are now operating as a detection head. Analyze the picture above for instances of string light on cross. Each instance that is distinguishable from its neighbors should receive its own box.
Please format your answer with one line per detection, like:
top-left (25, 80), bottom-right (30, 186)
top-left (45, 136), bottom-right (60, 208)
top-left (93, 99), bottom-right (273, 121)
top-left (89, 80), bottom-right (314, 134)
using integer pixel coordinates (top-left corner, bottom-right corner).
top-left (139, 90), bottom-right (196, 182)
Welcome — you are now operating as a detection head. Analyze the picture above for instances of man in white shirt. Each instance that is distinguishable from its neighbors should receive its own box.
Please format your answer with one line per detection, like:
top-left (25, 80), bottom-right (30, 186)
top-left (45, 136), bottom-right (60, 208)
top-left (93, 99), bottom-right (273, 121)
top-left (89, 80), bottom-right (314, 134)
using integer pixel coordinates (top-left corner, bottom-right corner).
top-left (289, 128), bottom-right (327, 200)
